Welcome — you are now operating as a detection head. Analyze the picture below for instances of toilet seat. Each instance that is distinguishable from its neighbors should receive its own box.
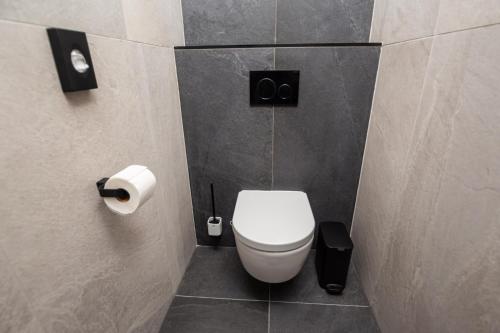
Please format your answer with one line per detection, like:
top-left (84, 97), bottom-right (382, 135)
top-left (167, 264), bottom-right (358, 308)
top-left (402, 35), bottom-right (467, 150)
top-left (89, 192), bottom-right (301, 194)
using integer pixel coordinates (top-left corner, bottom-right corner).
top-left (232, 190), bottom-right (315, 252)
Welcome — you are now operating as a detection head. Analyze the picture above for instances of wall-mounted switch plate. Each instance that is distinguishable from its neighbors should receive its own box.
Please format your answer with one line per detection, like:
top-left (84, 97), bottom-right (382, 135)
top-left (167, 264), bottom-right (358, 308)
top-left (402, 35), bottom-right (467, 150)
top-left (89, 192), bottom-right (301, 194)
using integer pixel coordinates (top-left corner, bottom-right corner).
top-left (250, 70), bottom-right (299, 106)
top-left (47, 28), bottom-right (97, 92)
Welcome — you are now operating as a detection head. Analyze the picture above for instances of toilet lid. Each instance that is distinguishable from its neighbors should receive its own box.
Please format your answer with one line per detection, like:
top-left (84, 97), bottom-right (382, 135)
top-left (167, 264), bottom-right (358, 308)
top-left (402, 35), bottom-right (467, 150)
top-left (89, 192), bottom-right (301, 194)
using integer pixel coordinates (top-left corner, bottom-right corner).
top-left (232, 190), bottom-right (315, 252)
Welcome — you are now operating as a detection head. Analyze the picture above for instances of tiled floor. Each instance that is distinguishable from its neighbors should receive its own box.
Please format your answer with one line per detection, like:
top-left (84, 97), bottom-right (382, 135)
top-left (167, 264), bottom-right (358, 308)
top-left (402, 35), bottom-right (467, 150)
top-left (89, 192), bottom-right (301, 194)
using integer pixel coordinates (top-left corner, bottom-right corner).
top-left (160, 246), bottom-right (379, 332)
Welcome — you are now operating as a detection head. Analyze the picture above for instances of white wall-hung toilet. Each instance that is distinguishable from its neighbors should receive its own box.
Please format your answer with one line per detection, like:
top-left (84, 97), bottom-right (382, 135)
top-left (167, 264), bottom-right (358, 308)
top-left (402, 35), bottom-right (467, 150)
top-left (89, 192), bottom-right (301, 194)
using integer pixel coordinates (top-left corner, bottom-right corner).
top-left (232, 190), bottom-right (315, 283)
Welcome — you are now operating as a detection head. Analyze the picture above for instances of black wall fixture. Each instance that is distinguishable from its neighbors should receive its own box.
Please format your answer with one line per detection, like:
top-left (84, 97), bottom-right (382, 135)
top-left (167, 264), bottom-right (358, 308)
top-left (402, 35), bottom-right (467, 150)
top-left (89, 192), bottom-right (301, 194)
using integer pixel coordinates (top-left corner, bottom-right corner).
top-left (47, 28), bottom-right (97, 92)
top-left (250, 70), bottom-right (299, 106)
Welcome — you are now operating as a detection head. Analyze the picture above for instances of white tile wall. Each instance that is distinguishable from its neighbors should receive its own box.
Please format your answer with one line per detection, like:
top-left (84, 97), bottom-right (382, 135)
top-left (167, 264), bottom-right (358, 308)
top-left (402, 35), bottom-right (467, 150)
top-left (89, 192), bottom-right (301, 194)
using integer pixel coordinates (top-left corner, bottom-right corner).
top-left (0, 1), bottom-right (193, 331)
top-left (122, 0), bottom-right (185, 46)
top-left (0, 0), bottom-right (127, 38)
top-left (355, 1), bottom-right (500, 331)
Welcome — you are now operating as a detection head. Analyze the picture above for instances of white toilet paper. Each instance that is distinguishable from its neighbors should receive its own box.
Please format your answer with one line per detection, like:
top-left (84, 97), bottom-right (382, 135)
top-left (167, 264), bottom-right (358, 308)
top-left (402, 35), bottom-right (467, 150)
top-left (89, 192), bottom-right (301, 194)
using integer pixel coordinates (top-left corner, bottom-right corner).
top-left (103, 165), bottom-right (156, 215)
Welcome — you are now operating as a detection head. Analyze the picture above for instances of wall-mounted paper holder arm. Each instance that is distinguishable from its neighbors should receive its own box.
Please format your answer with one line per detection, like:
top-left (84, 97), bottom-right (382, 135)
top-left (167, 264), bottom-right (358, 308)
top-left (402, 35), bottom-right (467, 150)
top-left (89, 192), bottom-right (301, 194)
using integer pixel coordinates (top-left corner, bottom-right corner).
top-left (96, 178), bottom-right (130, 201)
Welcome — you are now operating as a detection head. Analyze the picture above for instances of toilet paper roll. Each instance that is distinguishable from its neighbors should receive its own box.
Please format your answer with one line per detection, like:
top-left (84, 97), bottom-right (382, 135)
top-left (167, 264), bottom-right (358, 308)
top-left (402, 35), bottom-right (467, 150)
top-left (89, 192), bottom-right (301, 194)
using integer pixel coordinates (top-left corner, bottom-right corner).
top-left (103, 165), bottom-right (156, 215)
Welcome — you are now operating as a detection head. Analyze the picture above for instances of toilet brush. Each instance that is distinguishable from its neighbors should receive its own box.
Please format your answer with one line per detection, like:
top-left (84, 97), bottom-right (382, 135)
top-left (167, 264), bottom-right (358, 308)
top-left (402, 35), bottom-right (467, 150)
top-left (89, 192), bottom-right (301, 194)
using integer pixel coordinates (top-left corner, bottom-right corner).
top-left (207, 183), bottom-right (222, 236)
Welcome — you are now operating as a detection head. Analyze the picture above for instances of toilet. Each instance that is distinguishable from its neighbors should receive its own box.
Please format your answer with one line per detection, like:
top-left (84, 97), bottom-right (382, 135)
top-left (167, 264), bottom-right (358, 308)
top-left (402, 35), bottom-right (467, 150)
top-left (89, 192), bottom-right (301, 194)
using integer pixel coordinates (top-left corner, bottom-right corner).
top-left (232, 190), bottom-right (315, 283)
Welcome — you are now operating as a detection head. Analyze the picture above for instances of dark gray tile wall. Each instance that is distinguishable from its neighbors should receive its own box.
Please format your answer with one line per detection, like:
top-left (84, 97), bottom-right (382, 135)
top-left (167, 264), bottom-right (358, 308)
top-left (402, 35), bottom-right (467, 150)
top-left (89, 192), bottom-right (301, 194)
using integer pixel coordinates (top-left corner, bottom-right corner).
top-left (273, 47), bottom-right (380, 231)
top-left (276, 0), bottom-right (374, 43)
top-left (181, 0), bottom-right (276, 46)
top-left (175, 48), bottom-right (274, 246)
top-left (181, 0), bottom-right (374, 45)
top-left (175, 46), bottom-right (379, 245)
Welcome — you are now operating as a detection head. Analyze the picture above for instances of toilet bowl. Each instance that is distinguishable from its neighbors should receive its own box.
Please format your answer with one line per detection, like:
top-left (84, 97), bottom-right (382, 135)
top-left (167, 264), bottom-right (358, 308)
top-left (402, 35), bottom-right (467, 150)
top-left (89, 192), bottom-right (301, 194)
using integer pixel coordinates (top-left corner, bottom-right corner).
top-left (232, 190), bottom-right (315, 283)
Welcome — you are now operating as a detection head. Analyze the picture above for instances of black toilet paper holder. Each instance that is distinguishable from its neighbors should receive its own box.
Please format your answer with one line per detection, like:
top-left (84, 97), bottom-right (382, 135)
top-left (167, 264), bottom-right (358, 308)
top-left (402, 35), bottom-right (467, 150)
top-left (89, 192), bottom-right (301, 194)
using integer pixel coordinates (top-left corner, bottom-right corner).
top-left (96, 178), bottom-right (130, 201)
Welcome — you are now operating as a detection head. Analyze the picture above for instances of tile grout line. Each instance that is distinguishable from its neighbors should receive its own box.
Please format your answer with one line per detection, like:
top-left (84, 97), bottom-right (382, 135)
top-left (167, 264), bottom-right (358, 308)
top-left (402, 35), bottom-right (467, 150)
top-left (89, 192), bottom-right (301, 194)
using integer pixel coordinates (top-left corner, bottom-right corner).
top-left (268, 285), bottom-right (271, 333)
top-left (380, 21), bottom-right (500, 47)
top-left (272, 300), bottom-right (370, 308)
top-left (272, 0), bottom-right (277, 192)
top-left (175, 294), bottom-right (370, 308)
top-left (274, 0), bottom-right (278, 44)
top-left (176, 294), bottom-right (267, 302)
top-left (0, 18), bottom-right (173, 49)
top-left (271, 47), bottom-right (276, 190)
top-left (271, 106), bottom-right (274, 190)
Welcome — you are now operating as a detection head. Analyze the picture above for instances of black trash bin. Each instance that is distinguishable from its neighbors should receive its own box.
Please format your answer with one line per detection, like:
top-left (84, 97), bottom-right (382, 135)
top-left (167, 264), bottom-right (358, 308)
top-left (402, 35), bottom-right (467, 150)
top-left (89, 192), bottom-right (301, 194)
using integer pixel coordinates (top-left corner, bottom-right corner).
top-left (315, 221), bottom-right (353, 294)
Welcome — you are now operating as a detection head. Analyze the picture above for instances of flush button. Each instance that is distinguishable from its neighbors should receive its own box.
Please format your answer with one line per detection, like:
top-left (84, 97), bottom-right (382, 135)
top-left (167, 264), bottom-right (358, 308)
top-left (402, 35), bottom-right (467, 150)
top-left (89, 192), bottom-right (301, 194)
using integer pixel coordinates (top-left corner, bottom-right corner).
top-left (256, 78), bottom-right (276, 100)
top-left (278, 83), bottom-right (292, 100)
top-left (250, 70), bottom-right (299, 106)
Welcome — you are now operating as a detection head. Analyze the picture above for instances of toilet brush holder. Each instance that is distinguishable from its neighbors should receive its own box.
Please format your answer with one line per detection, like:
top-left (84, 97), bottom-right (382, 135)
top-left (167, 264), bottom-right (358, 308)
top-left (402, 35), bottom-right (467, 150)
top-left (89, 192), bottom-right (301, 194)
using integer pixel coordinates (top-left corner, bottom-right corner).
top-left (207, 183), bottom-right (222, 237)
top-left (207, 217), bottom-right (222, 237)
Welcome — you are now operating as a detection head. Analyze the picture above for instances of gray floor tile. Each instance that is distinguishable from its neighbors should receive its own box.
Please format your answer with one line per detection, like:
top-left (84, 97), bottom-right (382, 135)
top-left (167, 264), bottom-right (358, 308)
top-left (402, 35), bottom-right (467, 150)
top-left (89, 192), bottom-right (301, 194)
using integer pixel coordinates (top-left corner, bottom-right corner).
top-left (176, 246), bottom-right (269, 300)
top-left (270, 302), bottom-right (379, 333)
top-left (167, 246), bottom-right (379, 332)
top-left (271, 250), bottom-right (369, 305)
top-left (161, 296), bottom-right (268, 333)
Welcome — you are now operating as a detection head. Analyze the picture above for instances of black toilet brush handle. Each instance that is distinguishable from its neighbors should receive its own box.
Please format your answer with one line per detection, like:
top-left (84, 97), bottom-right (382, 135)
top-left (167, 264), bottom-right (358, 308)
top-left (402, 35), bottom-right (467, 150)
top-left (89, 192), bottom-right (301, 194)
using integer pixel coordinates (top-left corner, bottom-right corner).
top-left (210, 183), bottom-right (216, 221)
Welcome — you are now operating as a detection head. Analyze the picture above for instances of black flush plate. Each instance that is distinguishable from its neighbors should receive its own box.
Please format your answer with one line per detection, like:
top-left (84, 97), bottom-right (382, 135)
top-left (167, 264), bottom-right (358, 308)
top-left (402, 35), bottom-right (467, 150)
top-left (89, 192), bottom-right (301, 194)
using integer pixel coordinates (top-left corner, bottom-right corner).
top-left (250, 70), bottom-right (299, 106)
top-left (47, 28), bottom-right (97, 92)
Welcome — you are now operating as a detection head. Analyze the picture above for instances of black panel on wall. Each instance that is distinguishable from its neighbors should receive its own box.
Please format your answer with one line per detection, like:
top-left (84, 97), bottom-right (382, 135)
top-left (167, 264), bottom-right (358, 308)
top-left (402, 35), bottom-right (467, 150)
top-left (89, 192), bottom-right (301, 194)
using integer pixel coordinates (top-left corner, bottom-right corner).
top-left (181, 0), bottom-right (374, 46)
top-left (175, 49), bottom-right (274, 246)
top-left (273, 47), bottom-right (380, 232)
